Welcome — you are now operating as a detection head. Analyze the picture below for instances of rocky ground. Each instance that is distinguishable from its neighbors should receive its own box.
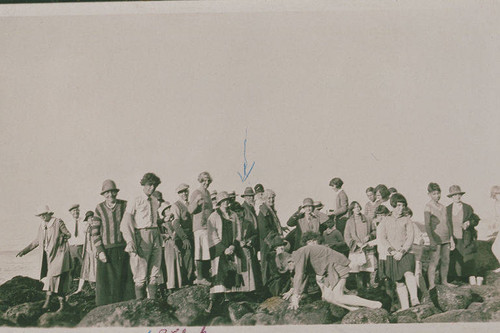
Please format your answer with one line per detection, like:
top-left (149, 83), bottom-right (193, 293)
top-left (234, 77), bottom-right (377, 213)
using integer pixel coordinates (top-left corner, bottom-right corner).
top-left (1, 240), bottom-right (499, 327)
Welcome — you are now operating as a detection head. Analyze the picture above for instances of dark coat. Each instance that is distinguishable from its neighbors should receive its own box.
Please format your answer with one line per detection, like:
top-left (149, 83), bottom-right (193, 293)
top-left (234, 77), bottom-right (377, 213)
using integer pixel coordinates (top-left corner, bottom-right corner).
top-left (257, 203), bottom-right (284, 286)
top-left (446, 202), bottom-right (480, 249)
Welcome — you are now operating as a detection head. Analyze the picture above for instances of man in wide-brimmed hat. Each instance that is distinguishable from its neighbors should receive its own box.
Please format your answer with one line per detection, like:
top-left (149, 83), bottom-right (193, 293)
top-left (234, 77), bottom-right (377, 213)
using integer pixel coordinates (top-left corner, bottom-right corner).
top-left (121, 172), bottom-right (163, 300)
top-left (17, 205), bottom-right (72, 312)
top-left (188, 171), bottom-right (214, 286)
top-left (170, 183), bottom-right (195, 285)
top-left (92, 179), bottom-right (135, 306)
top-left (446, 185), bottom-right (481, 285)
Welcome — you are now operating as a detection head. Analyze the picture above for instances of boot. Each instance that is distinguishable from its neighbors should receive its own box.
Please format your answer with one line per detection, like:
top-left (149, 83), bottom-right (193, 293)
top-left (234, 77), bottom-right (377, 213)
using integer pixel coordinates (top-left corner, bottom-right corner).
top-left (42, 292), bottom-right (51, 310)
top-left (135, 285), bottom-right (146, 300)
top-left (396, 284), bottom-right (410, 311)
top-left (57, 296), bottom-right (66, 312)
top-left (147, 284), bottom-right (158, 300)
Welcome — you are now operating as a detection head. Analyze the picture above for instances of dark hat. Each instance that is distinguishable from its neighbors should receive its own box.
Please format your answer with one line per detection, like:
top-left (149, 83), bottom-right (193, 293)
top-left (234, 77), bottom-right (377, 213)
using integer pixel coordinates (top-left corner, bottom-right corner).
top-left (101, 179), bottom-right (119, 195)
top-left (84, 211), bottom-right (94, 221)
top-left (241, 187), bottom-right (255, 197)
top-left (176, 183), bottom-right (190, 193)
top-left (151, 191), bottom-right (164, 203)
top-left (254, 184), bottom-right (264, 194)
top-left (447, 185), bottom-right (465, 197)
top-left (68, 204), bottom-right (80, 212)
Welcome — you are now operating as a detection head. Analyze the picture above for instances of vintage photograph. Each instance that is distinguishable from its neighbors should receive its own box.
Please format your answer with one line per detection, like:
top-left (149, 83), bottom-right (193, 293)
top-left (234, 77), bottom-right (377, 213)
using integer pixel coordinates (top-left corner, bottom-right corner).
top-left (0, 0), bottom-right (500, 331)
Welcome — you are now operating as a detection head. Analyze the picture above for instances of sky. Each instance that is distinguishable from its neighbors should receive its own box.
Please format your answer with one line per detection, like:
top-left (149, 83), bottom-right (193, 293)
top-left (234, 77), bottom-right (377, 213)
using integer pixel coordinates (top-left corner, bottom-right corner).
top-left (1, 1), bottom-right (500, 251)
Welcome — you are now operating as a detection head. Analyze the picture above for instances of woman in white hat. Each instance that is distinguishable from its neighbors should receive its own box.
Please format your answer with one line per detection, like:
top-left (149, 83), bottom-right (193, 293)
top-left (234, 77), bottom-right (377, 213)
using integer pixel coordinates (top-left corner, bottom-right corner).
top-left (206, 192), bottom-right (242, 311)
top-left (17, 206), bottom-right (72, 312)
top-left (159, 201), bottom-right (184, 292)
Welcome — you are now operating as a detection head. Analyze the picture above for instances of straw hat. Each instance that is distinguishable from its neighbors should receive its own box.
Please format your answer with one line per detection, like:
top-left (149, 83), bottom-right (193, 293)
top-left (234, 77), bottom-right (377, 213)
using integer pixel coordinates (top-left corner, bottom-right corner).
top-left (35, 205), bottom-right (53, 217)
top-left (216, 191), bottom-right (230, 205)
top-left (302, 198), bottom-right (314, 207)
top-left (447, 185), bottom-right (465, 198)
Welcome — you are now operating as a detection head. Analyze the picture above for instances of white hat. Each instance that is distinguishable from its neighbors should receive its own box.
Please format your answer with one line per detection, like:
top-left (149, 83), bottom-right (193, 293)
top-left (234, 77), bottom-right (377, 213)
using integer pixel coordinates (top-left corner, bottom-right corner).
top-left (35, 205), bottom-right (53, 217)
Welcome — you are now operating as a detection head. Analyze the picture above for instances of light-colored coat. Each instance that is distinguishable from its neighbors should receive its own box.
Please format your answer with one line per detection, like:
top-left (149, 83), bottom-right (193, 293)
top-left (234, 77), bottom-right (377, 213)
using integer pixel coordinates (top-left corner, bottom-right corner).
top-left (22, 218), bottom-right (72, 279)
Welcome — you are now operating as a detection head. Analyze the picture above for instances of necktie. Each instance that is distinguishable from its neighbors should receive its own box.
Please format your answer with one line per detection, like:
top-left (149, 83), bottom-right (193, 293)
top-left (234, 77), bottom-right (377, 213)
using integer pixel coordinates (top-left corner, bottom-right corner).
top-left (75, 219), bottom-right (79, 238)
top-left (43, 224), bottom-right (48, 251)
top-left (148, 197), bottom-right (154, 226)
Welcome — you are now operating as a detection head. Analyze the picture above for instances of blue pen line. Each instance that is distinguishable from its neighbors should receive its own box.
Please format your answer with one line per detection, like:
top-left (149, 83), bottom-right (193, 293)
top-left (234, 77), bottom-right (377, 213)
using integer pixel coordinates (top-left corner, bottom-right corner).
top-left (238, 128), bottom-right (255, 182)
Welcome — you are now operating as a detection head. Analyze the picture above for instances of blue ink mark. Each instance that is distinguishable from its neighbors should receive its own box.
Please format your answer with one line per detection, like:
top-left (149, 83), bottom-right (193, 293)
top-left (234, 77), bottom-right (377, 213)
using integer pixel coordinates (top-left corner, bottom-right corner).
top-left (238, 128), bottom-right (255, 182)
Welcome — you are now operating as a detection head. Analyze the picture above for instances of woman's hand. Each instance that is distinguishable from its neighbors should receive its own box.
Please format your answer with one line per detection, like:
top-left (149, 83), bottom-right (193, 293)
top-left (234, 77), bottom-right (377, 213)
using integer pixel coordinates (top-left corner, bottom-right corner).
top-left (393, 251), bottom-right (403, 261)
top-left (288, 294), bottom-right (300, 310)
top-left (282, 288), bottom-right (294, 300)
top-left (98, 252), bottom-right (108, 263)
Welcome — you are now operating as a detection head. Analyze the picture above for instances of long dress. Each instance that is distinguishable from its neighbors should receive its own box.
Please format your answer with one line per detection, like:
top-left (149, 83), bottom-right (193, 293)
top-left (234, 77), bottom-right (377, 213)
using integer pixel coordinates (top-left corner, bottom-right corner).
top-left (80, 220), bottom-right (97, 282)
top-left (233, 213), bottom-right (262, 292)
top-left (207, 209), bottom-right (242, 294)
top-left (93, 200), bottom-right (135, 306)
top-left (161, 215), bottom-right (184, 290)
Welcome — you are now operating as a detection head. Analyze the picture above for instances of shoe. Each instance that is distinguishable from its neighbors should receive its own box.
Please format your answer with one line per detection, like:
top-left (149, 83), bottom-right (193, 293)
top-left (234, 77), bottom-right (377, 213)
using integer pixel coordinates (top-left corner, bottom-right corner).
top-left (469, 276), bottom-right (477, 285)
top-left (194, 279), bottom-right (211, 286)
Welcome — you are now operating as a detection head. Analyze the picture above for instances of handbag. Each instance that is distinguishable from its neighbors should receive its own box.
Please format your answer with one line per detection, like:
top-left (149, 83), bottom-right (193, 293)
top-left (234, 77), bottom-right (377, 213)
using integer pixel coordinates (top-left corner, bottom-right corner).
top-left (348, 250), bottom-right (367, 268)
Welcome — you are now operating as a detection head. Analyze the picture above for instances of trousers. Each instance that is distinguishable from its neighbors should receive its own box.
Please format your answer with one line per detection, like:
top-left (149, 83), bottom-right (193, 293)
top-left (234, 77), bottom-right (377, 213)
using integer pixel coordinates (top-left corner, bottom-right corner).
top-left (129, 228), bottom-right (163, 286)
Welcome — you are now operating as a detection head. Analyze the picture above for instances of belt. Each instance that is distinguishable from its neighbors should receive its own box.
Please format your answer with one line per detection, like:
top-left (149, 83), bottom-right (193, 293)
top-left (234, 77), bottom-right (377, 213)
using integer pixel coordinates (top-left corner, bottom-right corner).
top-left (135, 227), bottom-right (159, 230)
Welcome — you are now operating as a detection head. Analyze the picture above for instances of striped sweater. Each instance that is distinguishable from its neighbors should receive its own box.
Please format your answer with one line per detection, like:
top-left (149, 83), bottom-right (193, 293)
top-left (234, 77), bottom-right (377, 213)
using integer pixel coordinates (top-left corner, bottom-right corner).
top-left (92, 199), bottom-right (127, 253)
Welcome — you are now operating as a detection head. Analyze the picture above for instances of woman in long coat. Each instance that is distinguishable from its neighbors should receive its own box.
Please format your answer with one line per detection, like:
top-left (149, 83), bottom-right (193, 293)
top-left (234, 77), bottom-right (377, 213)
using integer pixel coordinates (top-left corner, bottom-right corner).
top-left (73, 211), bottom-right (97, 294)
top-left (159, 202), bottom-right (184, 291)
top-left (232, 201), bottom-right (262, 292)
top-left (17, 206), bottom-right (72, 312)
top-left (257, 189), bottom-right (290, 296)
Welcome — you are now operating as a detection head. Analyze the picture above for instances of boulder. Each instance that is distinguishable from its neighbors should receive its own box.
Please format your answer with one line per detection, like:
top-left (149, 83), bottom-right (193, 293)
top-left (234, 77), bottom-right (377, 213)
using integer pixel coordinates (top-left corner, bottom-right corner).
top-left (254, 312), bottom-right (280, 325)
top-left (78, 299), bottom-right (179, 327)
top-left (434, 285), bottom-right (473, 311)
top-left (423, 309), bottom-right (486, 323)
top-left (282, 300), bottom-right (336, 325)
top-left (468, 284), bottom-right (500, 302)
top-left (484, 271), bottom-right (500, 289)
top-left (256, 296), bottom-right (288, 315)
top-left (208, 316), bottom-right (232, 326)
top-left (65, 283), bottom-right (97, 319)
top-left (37, 309), bottom-right (81, 328)
top-left (228, 301), bottom-right (256, 324)
top-left (391, 303), bottom-right (440, 323)
top-left (167, 286), bottom-right (210, 326)
top-left (237, 313), bottom-right (257, 326)
top-left (2, 301), bottom-right (47, 327)
top-left (476, 299), bottom-right (500, 322)
top-left (328, 303), bottom-right (349, 321)
top-left (0, 276), bottom-right (45, 311)
top-left (341, 308), bottom-right (390, 324)
top-left (357, 287), bottom-right (393, 312)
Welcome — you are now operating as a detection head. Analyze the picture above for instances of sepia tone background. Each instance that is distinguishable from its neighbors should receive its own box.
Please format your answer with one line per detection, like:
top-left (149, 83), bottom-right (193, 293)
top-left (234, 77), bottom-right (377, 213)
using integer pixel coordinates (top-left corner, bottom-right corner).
top-left (0, 0), bottom-right (499, 285)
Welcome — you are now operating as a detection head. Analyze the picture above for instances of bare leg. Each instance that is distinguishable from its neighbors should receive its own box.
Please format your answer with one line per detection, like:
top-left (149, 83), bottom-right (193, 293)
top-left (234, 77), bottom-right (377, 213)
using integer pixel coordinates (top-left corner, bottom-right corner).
top-left (396, 282), bottom-right (409, 310)
top-left (428, 245), bottom-right (440, 289)
top-left (332, 278), bottom-right (382, 309)
top-left (72, 279), bottom-right (85, 295)
top-left (404, 272), bottom-right (419, 306)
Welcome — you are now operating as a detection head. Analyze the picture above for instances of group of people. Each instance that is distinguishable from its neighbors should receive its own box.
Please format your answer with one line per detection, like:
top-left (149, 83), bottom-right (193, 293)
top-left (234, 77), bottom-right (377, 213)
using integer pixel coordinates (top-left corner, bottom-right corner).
top-left (15, 172), bottom-right (500, 314)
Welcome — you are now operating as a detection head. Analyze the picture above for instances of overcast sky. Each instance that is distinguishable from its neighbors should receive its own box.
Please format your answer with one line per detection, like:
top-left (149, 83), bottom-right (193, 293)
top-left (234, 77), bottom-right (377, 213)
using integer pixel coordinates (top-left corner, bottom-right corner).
top-left (1, 1), bottom-right (500, 251)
